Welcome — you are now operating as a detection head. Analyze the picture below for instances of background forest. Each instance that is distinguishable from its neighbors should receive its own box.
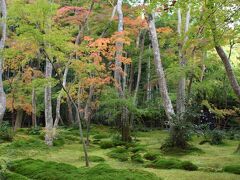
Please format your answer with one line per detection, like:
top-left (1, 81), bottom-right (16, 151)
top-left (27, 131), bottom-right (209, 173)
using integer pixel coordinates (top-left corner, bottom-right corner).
top-left (0, 0), bottom-right (240, 179)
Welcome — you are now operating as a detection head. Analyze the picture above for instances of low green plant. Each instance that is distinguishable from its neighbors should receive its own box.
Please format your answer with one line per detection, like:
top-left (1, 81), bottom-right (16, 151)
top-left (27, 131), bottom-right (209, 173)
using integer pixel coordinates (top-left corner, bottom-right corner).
top-left (146, 158), bottom-right (198, 171)
top-left (93, 134), bottom-right (109, 140)
top-left (100, 141), bottom-right (114, 149)
top-left (7, 158), bottom-right (159, 179)
top-left (0, 122), bottom-right (14, 142)
top-left (53, 136), bottom-right (65, 147)
top-left (80, 156), bottom-right (105, 162)
top-left (223, 164), bottom-right (240, 174)
top-left (143, 152), bottom-right (159, 161)
top-left (131, 153), bottom-right (144, 164)
top-left (210, 130), bottom-right (224, 145)
top-left (27, 127), bottom-right (41, 135)
top-left (107, 147), bottom-right (129, 162)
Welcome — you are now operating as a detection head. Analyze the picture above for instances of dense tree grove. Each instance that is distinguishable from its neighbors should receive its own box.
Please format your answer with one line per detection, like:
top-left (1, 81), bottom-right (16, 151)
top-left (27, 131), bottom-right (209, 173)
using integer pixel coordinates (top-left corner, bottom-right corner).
top-left (0, 0), bottom-right (239, 179)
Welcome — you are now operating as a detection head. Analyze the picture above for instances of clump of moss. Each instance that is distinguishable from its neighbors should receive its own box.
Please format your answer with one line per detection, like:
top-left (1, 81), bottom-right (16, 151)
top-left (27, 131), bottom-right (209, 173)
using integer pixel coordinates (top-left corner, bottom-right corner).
top-left (53, 136), bottom-right (65, 147)
top-left (7, 158), bottom-right (160, 180)
top-left (100, 141), bottom-right (114, 149)
top-left (131, 153), bottom-right (144, 164)
top-left (223, 164), bottom-right (240, 174)
top-left (93, 134), bottom-right (109, 140)
top-left (108, 147), bottom-right (129, 162)
top-left (8, 138), bottom-right (47, 149)
top-left (80, 156), bottom-right (105, 162)
top-left (27, 127), bottom-right (41, 135)
top-left (143, 152), bottom-right (159, 161)
top-left (129, 146), bottom-right (145, 153)
top-left (0, 171), bottom-right (28, 180)
top-left (146, 158), bottom-right (198, 171)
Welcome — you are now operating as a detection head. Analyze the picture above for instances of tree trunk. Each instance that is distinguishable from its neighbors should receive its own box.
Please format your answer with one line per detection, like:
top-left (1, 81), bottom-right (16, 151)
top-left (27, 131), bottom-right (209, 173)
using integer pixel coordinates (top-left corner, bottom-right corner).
top-left (207, 0), bottom-right (240, 100)
top-left (32, 87), bottom-right (37, 128)
top-left (84, 85), bottom-right (94, 145)
top-left (133, 31), bottom-right (145, 104)
top-left (147, 13), bottom-right (175, 120)
top-left (215, 46), bottom-right (240, 99)
top-left (14, 109), bottom-right (23, 131)
top-left (147, 45), bottom-right (152, 101)
top-left (0, 0), bottom-right (7, 124)
top-left (176, 7), bottom-right (190, 116)
top-left (235, 143), bottom-right (240, 154)
top-left (115, 0), bottom-right (131, 142)
top-left (67, 97), bottom-right (74, 125)
top-left (54, 64), bottom-right (69, 128)
top-left (44, 59), bottom-right (53, 146)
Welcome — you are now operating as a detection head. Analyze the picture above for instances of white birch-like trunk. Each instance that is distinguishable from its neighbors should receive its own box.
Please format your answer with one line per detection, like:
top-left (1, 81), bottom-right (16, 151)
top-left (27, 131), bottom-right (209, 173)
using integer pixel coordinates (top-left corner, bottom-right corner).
top-left (32, 87), bottom-right (37, 128)
top-left (0, 0), bottom-right (7, 124)
top-left (147, 13), bottom-right (175, 120)
top-left (147, 45), bottom-right (152, 101)
top-left (176, 7), bottom-right (190, 116)
top-left (44, 59), bottom-right (53, 146)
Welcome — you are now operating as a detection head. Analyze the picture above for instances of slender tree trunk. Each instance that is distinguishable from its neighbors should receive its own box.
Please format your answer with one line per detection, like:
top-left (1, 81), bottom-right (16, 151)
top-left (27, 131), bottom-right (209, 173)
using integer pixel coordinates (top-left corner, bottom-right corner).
top-left (147, 13), bottom-right (175, 120)
top-left (44, 59), bottom-right (53, 146)
top-left (208, 0), bottom-right (240, 100)
top-left (215, 46), bottom-right (240, 99)
top-left (133, 31), bottom-right (145, 104)
top-left (235, 143), bottom-right (240, 153)
top-left (115, 0), bottom-right (131, 142)
top-left (128, 63), bottom-right (134, 93)
top-left (54, 64), bottom-right (69, 128)
top-left (147, 45), bottom-right (151, 101)
top-left (0, 0), bottom-right (7, 124)
top-left (14, 109), bottom-right (23, 131)
top-left (32, 87), bottom-right (37, 128)
top-left (176, 7), bottom-right (190, 116)
top-left (84, 85), bottom-right (94, 145)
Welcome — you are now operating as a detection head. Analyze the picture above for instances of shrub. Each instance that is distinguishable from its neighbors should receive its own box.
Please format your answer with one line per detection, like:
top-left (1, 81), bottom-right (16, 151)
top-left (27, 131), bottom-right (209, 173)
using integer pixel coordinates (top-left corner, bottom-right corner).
top-left (129, 146), bottom-right (145, 153)
top-left (146, 158), bottom-right (198, 171)
top-left (179, 161), bottom-right (198, 171)
top-left (93, 134), bottom-right (109, 140)
top-left (53, 136), bottom-right (65, 147)
top-left (131, 153), bottom-right (144, 164)
top-left (107, 148), bottom-right (129, 162)
top-left (0, 122), bottom-right (14, 142)
top-left (7, 158), bottom-right (160, 180)
top-left (223, 165), bottom-right (240, 174)
top-left (27, 127), bottom-right (41, 135)
top-left (100, 141), bottom-right (114, 149)
top-left (143, 152), bottom-right (159, 161)
top-left (80, 156), bottom-right (105, 162)
top-left (9, 138), bottom-right (47, 149)
top-left (0, 171), bottom-right (28, 180)
top-left (210, 130), bottom-right (224, 145)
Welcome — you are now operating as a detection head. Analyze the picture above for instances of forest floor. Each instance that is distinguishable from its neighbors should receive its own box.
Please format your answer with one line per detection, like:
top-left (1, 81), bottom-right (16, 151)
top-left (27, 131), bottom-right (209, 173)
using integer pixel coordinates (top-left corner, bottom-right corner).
top-left (0, 125), bottom-right (239, 180)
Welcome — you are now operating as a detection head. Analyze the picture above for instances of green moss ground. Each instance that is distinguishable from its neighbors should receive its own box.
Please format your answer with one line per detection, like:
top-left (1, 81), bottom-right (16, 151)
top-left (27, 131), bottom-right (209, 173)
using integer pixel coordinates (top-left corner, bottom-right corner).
top-left (0, 126), bottom-right (239, 180)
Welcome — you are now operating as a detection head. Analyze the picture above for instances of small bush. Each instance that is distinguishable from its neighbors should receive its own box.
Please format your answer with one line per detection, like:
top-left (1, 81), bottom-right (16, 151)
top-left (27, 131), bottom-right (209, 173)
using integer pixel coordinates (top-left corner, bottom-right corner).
top-left (131, 153), bottom-right (144, 164)
top-left (146, 158), bottom-right (198, 171)
top-left (7, 158), bottom-right (159, 179)
top-left (0, 122), bottom-right (14, 142)
top-left (179, 161), bottom-right (198, 171)
top-left (0, 171), bottom-right (28, 180)
top-left (129, 146), bottom-right (145, 153)
top-left (53, 136), bottom-right (65, 147)
top-left (100, 141), bottom-right (114, 149)
top-left (9, 138), bottom-right (46, 149)
top-left (223, 165), bottom-right (240, 174)
top-left (27, 127), bottom-right (41, 135)
top-left (80, 156), bottom-right (105, 162)
top-left (143, 152), bottom-right (159, 161)
top-left (210, 130), bottom-right (224, 145)
top-left (108, 148), bottom-right (129, 162)
top-left (93, 134), bottom-right (109, 140)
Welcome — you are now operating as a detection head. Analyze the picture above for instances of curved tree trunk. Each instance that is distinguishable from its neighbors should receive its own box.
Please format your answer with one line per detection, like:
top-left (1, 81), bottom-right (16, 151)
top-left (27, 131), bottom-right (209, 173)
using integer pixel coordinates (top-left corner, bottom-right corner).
top-left (0, 0), bottom-right (7, 124)
top-left (44, 59), bottom-right (53, 146)
top-left (147, 13), bottom-right (175, 121)
top-left (54, 64), bottom-right (69, 128)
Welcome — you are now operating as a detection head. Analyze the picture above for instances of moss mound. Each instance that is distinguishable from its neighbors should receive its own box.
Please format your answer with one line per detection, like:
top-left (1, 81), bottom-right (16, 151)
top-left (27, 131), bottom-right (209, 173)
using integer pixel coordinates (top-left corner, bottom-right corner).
top-left (0, 171), bottom-right (29, 180)
top-left (80, 155), bottom-right (105, 162)
top-left (7, 158), bottom-right (160, 180)
top-left (93, 134), bottom-right (109, 140)
top-left (131, 153), bottom-right (144, 164)
top-left (107, 147), bottom-right (129, 162)
top-left (223, 164), bottom-right (240, 174)
top-left (143, 152), bottom-right (159, 161)
top-left (146, 158), bottom-right (198, 171)
top-left (99, 141), bottom-right (114, 149)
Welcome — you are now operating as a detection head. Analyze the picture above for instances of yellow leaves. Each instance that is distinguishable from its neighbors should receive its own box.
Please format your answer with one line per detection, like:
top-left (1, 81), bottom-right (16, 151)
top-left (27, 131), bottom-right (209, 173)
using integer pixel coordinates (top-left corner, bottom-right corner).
top-left (156, 27), bottom-right (173, 34)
